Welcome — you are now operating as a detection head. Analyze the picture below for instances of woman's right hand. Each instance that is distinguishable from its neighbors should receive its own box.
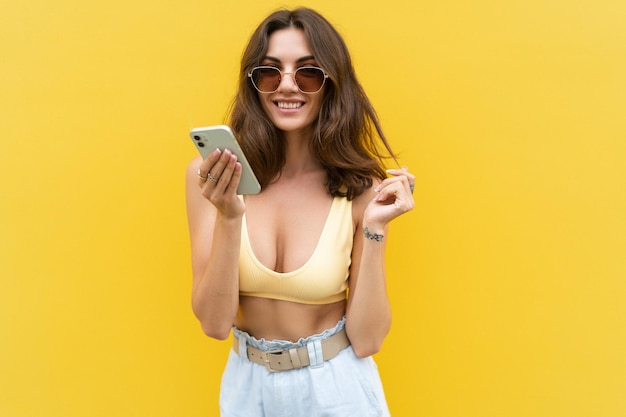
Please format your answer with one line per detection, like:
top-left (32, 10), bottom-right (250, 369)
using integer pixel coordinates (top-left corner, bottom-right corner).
top-left (197, 148), bottom-right (245, 218)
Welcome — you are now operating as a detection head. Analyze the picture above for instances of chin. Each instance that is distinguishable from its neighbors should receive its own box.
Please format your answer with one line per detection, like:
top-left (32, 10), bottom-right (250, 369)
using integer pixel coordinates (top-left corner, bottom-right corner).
top-left (271, 119), bottom-right (315, 134)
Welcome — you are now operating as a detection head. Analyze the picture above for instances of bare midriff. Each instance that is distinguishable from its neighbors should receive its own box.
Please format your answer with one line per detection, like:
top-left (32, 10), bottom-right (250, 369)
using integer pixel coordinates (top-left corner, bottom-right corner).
top-left (234, 296), bottom-right (346, 342)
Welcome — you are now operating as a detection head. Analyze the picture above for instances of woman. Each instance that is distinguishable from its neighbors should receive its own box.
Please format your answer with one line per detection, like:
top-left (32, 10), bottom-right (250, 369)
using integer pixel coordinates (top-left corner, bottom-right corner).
top-left (186, 7), bottom-right (415, 416)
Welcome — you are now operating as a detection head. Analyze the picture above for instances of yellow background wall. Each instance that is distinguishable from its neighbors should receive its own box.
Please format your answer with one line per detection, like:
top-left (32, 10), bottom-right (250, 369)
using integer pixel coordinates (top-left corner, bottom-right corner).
top-left (1, 0), bottom-right (625, 416)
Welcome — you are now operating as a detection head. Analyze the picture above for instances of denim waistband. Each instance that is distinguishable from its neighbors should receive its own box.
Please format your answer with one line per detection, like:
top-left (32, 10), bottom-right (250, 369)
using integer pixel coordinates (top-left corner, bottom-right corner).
top-left (232, 316), bottom-right (346, 352)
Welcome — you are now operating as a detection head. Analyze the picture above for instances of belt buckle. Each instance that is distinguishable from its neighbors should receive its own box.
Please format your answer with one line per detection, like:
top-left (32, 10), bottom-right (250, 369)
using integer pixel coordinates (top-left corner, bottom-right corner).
top-left (265, 349), bottom-right (289, 372)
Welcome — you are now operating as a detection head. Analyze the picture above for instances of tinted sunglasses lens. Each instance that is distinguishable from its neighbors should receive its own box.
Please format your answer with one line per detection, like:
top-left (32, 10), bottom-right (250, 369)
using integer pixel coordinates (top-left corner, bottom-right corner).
top-left (252, 67), bottom-right (280, 92)
top-left (295, 67), bottom-right (325, 92)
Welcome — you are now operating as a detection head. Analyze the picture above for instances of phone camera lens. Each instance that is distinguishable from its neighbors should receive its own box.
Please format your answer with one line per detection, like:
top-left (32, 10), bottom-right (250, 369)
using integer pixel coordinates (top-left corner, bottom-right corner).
top-left (197, 142), bottom-right (205, 147)
top-left (193, 135), bottom-right (201, 141)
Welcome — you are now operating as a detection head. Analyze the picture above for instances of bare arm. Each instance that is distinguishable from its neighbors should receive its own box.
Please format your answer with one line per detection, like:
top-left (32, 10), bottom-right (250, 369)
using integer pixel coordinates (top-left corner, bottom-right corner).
top-left (185, 149), bottom-right (244, 339)
top-left (345, 168), bottom-right (415, 357)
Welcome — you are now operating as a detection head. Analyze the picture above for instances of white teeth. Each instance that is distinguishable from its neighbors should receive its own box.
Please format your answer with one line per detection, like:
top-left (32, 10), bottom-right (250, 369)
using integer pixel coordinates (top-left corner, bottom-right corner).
top-left (277, 102), bottom-right (302, 109)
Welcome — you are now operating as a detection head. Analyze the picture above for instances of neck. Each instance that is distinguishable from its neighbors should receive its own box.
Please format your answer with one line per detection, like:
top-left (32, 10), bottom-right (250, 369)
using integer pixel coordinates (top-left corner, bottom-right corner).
top-left (281, 130), bottom-right (322, 178)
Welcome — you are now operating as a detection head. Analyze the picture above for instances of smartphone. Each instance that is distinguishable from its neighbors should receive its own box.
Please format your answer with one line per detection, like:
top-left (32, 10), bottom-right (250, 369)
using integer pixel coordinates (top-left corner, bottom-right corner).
top-left (189, 125), bottom-right (261, 195)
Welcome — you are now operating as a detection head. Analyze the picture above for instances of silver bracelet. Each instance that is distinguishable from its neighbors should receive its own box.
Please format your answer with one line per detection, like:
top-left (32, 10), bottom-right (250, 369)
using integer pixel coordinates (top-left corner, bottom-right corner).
top-left (363, 226), bottom-right (384, 242)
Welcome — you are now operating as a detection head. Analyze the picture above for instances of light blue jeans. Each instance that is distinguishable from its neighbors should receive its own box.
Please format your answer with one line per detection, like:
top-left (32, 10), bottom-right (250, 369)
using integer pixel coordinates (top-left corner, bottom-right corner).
top-left (220, 317), bottom-right (390, 417)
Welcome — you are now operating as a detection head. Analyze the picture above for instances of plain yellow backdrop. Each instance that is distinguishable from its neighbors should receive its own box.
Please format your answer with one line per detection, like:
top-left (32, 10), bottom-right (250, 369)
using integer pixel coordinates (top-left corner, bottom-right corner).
top-left (2, 0), bottom-right (625, 416)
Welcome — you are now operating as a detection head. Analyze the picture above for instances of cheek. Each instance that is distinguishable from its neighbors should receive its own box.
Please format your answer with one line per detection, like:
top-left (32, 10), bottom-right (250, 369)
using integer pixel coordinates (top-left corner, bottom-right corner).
top-left (259, 96), bottom-right (275, 117)
top-left (309, 97), bottom-right (323, 117)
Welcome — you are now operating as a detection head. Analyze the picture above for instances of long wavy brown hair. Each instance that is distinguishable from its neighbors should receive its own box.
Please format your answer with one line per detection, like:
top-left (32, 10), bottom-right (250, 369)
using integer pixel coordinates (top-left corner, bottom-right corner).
top-left (228, 7), bottom-right (398, 199)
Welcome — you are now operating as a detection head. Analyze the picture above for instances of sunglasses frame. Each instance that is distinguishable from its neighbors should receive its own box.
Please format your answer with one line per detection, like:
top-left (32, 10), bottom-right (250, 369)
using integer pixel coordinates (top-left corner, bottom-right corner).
top-left (247, 66), bottom-right (329, 94)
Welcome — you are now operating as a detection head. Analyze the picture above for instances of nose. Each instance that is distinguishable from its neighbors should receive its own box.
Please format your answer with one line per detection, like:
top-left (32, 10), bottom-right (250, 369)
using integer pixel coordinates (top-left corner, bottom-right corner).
top-left (277, 71), bottom-right (299, 92)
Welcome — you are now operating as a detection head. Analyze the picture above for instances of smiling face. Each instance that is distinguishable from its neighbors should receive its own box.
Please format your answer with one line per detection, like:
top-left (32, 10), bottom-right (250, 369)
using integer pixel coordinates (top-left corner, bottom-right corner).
top-left (257, 27), bottom-right (325, 136)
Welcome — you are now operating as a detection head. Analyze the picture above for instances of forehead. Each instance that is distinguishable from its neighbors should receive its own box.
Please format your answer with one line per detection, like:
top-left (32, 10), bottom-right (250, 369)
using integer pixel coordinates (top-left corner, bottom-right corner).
top-left (266, 27), bottom-right (312, 60)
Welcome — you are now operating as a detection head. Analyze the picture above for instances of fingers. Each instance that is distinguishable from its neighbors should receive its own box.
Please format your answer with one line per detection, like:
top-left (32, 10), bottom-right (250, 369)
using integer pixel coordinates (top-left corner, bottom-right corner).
top-left (197, 169), bottom-right (217, 183)
top-left (197, 148), bottom-right (223, 185)
top-left (366, 168), bottom-right (415, 227)
top-left (198, 148), bottom-right (241, 195)
top-left (373, 180), bottom-right (403, 202)
top-left (386, 167), bottom-right (415, 193)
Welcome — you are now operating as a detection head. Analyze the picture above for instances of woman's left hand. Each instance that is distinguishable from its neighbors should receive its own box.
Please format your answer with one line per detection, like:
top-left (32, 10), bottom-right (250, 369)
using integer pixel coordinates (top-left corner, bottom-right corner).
top-left (364, 167), bottom-right (415, 227)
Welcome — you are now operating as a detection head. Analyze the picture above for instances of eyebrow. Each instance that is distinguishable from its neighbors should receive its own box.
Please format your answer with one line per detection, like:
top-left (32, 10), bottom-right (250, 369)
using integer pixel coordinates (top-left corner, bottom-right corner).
top-left (262, 55), bottom-right (317, 64)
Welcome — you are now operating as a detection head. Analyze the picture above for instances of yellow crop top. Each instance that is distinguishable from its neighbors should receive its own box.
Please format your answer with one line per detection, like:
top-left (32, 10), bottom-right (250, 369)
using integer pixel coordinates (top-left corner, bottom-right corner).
top-left (238, 196), bottom-right (353, 304)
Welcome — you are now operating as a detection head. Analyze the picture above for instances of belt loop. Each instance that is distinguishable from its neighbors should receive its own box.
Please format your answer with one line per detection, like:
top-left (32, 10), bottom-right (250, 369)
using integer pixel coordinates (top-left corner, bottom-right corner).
top-left (288, 348), bottom-right (303, 369)
top-left (238, 334), bottom-right (250, 363)
top-left (306, 340), bottom-right (324, 368)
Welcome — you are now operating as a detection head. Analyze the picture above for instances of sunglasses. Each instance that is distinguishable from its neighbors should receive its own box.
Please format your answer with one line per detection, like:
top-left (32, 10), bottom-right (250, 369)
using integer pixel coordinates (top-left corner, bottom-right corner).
top-left (248, 66), bottom-right (329, 94)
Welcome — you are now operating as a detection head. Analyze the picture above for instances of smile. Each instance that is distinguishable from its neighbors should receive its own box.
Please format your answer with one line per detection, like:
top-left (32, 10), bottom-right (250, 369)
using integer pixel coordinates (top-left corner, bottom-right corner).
top-left (276, 102), bottom-right (303, 109)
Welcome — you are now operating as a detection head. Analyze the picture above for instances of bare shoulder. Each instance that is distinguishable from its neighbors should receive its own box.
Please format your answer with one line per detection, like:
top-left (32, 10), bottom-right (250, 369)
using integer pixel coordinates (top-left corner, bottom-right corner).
top-left (351, 177), bottom-right (382, 226)
top-left (186, 155), bottom-right (203, 181)
top-left (185, 155), bottom-right (215, 218)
